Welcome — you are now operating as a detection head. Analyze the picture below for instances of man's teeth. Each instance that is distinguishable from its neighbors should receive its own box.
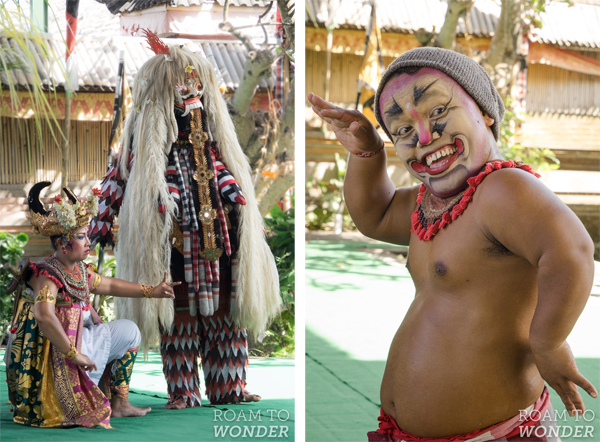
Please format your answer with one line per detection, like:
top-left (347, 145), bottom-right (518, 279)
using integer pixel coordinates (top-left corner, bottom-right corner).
top-left (425, 146), bottom-right (457, 166)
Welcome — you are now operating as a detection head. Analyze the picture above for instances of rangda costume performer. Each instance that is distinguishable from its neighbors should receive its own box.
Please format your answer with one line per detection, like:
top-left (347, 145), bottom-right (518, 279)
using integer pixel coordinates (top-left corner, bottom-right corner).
top-left (89, 33), bottom-right (281, 406)
top-left (5, 183), bottom-right (142, 428)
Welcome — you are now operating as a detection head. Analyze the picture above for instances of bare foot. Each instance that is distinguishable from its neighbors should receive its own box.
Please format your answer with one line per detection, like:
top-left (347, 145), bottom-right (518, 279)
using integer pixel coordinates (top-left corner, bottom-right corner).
top-left (165, 399), bottom-right (188, 409)
top-left (242, 391), bottom-right (261, 402)
top-left (110, 396), bottom-right (151, 418)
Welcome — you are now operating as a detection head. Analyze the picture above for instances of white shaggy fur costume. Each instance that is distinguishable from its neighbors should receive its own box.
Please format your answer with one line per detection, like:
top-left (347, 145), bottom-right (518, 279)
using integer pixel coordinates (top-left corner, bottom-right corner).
top-left (109, 46), bottom-right (281, 355)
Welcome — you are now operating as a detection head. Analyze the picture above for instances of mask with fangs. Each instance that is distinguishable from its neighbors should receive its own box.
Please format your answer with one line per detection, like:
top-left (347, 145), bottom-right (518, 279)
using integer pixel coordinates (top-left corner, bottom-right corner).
top-left (176, 78), bottom-right (205, 116)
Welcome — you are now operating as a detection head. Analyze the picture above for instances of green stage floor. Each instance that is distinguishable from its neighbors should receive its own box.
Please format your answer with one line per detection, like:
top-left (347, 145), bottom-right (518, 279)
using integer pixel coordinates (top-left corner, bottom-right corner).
top-left (1, 350), bottom-right (294, 441)
top-left (305, 238), bottom-right (600, 442)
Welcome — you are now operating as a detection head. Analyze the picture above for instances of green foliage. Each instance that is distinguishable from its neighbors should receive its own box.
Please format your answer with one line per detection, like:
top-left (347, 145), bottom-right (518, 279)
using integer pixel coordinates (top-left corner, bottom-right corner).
top-left (306, 153), bottom-right (356, 231)
top-left (252, 197), bottom-right (295, 357)
top-left (264, 196), bottom-right (295, 306)
top-left (499, 97), bottom-right (559, 173)
top-left (254, 308), bottom-right (295, 358)
top-left (84, 245), bottom-right (117, 322)
top-left (0, 231), bottom-right (29, 339)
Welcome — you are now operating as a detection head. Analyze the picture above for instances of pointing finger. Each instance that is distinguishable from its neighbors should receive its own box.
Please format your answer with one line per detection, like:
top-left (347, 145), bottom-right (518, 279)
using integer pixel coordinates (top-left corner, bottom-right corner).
top-left (574, 372), bottom-right (598, 399)
top-left (308, 92), bottom-right (334, 110)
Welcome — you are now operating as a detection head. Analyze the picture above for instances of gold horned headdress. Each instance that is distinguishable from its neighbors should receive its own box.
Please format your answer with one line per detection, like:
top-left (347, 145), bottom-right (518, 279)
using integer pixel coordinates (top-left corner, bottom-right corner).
top-left (28, 181), bottom-right (101, 238)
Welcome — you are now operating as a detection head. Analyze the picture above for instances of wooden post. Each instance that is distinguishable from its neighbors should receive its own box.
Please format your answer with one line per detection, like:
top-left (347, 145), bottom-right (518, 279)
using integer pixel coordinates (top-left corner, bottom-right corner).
top-left (61, 91), bottom-right (72, 194)
top-left (324, 27), bottom-right (333, 103)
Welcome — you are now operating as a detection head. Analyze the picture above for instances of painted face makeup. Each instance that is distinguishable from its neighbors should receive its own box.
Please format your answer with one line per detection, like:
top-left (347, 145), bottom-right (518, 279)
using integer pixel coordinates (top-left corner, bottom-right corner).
top-left (379, 67), bottom-right (500, 198)
top-left (66, 227), bottom-right (91, 261)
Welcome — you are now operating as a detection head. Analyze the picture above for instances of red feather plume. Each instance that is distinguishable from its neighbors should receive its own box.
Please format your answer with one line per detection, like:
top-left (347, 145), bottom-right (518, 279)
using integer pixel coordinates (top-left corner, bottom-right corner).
top-left (142, 29), bottom-right (170, 56)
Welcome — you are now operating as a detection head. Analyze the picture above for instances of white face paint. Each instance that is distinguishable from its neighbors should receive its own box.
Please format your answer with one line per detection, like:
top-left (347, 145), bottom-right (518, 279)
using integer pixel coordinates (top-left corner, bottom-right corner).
top-left (379, 68), bottom-right (500, 198)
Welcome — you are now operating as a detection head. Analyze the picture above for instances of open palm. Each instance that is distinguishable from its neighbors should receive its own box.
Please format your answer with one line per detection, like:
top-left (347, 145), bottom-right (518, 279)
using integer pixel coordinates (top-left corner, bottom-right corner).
top-left (308, 92), bottom-right (384, 154)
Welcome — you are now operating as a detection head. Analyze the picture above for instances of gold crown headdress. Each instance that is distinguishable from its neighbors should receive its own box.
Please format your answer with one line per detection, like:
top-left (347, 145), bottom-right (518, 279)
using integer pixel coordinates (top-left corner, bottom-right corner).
top-left (28, 181), bottom-right (100, 238)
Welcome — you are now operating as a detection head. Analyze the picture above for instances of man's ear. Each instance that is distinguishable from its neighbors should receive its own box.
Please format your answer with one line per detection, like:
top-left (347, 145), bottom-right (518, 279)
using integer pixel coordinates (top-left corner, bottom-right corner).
top-left (482, 114), bottom-right (495, 128)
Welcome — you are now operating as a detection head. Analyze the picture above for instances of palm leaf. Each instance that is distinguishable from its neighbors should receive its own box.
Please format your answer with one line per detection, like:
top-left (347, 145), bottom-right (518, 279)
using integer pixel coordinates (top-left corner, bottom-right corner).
top-left (1, 1), bottom-right (68, 181)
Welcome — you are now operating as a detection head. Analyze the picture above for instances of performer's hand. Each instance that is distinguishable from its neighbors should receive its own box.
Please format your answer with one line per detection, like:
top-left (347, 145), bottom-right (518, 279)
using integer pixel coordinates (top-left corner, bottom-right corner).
top-left (532, 341), bottom-right (598, 416)
top-left (308, 92), bottom-right (384, 155)
top-left (72, 352), bottom-right (97, 372)
top-left (152, 271), bottom-right (180, 298)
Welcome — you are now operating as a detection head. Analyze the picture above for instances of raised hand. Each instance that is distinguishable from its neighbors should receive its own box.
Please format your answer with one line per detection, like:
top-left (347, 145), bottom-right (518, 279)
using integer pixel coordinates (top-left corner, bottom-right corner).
top-left (308, 92), bottom-right (384, 155)
top-left (152, 271), bottom-right (181, 299)
top-left (72, 352), bottom-right (97, 372)
top-left (532, 341), bottom-right (598, 416)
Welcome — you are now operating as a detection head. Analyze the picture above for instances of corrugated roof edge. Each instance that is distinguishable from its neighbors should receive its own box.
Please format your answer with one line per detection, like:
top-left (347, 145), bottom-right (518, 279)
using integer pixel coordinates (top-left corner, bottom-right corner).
top-left (0, 34), bottom-right (277, 93)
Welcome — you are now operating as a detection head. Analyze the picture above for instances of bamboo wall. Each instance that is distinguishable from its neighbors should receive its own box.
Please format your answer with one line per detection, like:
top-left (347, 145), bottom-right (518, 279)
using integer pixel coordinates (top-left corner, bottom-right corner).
top-left (527, 50), bottom-right (600, 116)
top-left (1, 117), bottom-right (112, 184)
top-left (306, 49), bottom-right (397, 103)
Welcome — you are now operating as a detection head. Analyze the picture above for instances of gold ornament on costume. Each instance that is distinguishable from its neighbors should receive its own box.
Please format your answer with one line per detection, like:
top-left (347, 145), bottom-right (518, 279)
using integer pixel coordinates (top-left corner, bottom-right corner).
top-left (189, 108), bottom-right (222, 262)
top-left (34, 285), bottom-right (56, 304)
top-left (140, 284), bottom-right (153, 298)
top-left (64, 344), bottom-right (78, 360)
top-left (92, 274), bottom-right (102, 290)
top-left (28, 182), bottom-right (100, 237)
top-left (169, 217), bottom-right (184, 254)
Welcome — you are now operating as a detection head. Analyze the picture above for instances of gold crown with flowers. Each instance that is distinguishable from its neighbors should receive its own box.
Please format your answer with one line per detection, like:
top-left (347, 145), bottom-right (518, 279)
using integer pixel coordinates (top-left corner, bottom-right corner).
top-left (28, 181), bottom-right (101, 238)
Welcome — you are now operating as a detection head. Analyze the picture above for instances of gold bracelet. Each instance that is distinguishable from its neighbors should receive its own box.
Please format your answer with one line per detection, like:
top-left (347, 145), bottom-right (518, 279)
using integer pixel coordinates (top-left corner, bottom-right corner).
top-left (92, 273), bottom-right (102, 289)
top-left (140, 284), bottom-right (153, 298)
top-left (64, 344), bottom-right (78, 360)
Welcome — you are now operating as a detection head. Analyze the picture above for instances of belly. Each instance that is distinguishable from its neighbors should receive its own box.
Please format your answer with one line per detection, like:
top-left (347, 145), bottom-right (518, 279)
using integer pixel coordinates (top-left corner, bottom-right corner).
top-left (380, 294), bottom-right (544, 438)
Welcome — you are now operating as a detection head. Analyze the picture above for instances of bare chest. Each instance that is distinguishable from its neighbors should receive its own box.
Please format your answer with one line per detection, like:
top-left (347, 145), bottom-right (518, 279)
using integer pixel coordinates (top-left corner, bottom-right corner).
top-left (406, 207), bottom-right (532, 294)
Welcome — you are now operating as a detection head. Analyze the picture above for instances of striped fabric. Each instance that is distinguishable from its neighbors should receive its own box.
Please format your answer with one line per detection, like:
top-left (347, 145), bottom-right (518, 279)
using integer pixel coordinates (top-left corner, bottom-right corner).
top-left (229, 258), bottom-right (238, 315)
top-left (89, 160), bottom-right (126, 248)
top-left (215, 160), bottom-right (246, 206)
top-left (212, 153), bottom-right (232, 257)
top-left (368, 387), bottom-right (560, 442)
top-left (166, 154), bottom-right (180, 204)
top-left (173, 149), bottom-right (194, 286)
top-left (180, 151), bottom-right (198, 231)
top-left (160, 309), bottom-right (203, 408)
top-left (210, 260), bottom-right (219, 312)
top-left (201, 311), bottom-right (248, 404)
top-left (160, 264), bottom-right (248, 407)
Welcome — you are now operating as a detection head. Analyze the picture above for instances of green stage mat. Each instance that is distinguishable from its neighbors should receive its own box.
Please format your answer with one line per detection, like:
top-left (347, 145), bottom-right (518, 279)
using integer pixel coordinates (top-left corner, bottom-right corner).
top-left (305, 239), bottom-right (600, 442)
top-left (1, 350), bottom-right (294, 442)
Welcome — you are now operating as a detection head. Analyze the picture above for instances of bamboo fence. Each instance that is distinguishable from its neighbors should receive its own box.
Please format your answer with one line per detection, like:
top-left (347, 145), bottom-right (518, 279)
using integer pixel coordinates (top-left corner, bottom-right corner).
top-left (1, 117), bottom-right (112, 184)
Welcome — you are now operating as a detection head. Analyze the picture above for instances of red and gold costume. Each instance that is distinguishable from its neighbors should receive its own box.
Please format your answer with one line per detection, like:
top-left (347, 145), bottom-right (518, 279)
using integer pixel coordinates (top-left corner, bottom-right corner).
top-left (5, 184), bottom-right (141, 428)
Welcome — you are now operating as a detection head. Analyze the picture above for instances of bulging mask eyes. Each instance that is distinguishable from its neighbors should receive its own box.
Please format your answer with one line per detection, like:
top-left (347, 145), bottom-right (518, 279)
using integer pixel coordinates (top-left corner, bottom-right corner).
top-left (192, 81), bottom-right (203, 94)
top-left (177, 79), bottom-right (204, 100)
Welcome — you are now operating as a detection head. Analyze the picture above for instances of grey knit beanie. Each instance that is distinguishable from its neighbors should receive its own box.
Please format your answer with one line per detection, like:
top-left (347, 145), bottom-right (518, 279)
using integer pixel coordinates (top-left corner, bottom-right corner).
top-left (374, 47), bottom-right (504, 141)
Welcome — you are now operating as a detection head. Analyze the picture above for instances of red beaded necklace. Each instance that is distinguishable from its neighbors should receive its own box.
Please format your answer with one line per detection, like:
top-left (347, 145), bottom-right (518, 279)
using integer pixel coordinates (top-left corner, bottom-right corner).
top-left (410, 160), bottom-right (540, 241)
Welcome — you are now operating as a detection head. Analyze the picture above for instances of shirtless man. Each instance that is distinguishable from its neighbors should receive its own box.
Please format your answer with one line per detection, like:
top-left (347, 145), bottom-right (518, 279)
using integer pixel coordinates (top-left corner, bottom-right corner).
top-left (308, 47), bottom-right (597, 440)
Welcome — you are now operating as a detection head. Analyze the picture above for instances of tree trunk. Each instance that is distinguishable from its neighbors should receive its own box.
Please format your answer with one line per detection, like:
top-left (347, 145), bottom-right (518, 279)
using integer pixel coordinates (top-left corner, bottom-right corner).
top-left (435, 0), bottom-right (475, 48)
top-left (221, 1), bottom-right (295, 215)
top-left (483, 0), bottom-right (525, 98)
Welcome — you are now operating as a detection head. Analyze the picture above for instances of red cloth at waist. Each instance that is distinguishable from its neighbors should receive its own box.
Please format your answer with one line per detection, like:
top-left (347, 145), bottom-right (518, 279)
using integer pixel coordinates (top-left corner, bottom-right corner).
top-left (368, 386), bottom-right (553, 442)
